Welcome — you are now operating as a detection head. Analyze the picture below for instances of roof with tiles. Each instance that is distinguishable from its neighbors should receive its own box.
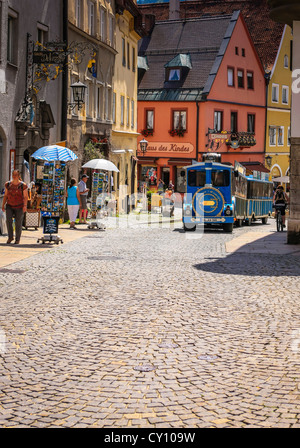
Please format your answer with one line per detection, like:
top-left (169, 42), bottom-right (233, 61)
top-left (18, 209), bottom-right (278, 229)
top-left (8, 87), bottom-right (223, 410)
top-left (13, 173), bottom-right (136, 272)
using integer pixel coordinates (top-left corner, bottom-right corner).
top-left (138, 13), bottom-right (235, 92)
top-left (138, 0), bottom-right (284, 70)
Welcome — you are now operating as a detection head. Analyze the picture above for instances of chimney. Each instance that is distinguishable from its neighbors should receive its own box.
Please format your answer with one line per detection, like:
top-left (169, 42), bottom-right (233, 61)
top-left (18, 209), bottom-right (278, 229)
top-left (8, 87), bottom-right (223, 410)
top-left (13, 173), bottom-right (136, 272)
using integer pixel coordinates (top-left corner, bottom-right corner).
top-left (169, 0), bottom-right (180, 20)
top-left (144, 14), bottom-right (155, 34)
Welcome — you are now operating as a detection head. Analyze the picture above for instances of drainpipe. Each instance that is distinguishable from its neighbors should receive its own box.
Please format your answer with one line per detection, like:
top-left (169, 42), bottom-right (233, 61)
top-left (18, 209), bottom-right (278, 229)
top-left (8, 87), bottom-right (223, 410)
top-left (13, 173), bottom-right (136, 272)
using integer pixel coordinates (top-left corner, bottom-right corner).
top-left (61, 0), bottom-right (68, 142)
top-left (264, 71), bottom-right (271, 163)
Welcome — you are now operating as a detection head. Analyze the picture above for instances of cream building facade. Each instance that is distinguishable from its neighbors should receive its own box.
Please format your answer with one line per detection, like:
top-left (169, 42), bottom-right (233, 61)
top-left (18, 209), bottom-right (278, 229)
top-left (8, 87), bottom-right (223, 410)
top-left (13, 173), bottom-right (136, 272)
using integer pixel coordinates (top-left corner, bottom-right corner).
top-left (265, 25), bottom-right (292, 187)
top-left (110, 0), bottom-right (143, 212)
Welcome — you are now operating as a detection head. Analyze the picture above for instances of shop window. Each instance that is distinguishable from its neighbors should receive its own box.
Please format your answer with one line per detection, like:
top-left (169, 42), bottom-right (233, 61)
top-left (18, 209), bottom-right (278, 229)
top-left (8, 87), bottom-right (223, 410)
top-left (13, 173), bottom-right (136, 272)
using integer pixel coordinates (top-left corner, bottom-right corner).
top-left (176, 168), bottom-right (186, 193)
top-left (141, 166), bottom-right (157, 186)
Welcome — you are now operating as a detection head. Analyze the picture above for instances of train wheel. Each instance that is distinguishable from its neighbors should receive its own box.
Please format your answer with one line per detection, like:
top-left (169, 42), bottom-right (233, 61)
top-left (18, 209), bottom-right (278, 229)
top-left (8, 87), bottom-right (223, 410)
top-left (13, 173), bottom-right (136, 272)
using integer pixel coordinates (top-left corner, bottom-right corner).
top-left (262, 217), bottom-right (268, 224)
top-left (235, 218), bottom-right (243, 227)
top-left (183, 224), bottom-right (196, 231)
top-left (223, 223), bottom-right (233, 233)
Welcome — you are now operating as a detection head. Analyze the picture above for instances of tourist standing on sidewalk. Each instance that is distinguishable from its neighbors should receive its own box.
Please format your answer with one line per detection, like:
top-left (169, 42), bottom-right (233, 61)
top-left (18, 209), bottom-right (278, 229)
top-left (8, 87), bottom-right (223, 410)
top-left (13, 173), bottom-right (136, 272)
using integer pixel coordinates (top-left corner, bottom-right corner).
top-left (66, 178), bottom-right (81, 229)
top-left (1, 169), bottom-right (28, 244)
top-left (78, 174), bottom-right (89, 224)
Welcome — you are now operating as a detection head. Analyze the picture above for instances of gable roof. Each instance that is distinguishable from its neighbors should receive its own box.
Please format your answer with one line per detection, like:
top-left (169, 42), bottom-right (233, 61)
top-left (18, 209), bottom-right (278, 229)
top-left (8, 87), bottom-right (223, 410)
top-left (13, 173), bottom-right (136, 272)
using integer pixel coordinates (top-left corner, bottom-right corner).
top-left (138, 0), bottom-right (284, 71)
top-left (138, 13), bottom-right (234, 94)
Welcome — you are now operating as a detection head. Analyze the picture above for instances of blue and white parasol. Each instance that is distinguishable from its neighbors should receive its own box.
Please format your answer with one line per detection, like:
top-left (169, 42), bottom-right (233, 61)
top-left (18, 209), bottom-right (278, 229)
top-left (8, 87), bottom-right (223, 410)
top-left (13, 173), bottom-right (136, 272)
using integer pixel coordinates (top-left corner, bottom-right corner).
top-left (31, 145), bottom-right (78, 162)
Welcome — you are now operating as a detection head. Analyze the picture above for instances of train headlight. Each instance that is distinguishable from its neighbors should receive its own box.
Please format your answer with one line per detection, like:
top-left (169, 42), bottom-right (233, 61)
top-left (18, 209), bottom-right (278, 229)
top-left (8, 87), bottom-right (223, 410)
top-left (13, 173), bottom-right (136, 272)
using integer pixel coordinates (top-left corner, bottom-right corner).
top-left (185, 206), bottom-right (192, 216)
top-left (224, 206), bottom-right (232, 216)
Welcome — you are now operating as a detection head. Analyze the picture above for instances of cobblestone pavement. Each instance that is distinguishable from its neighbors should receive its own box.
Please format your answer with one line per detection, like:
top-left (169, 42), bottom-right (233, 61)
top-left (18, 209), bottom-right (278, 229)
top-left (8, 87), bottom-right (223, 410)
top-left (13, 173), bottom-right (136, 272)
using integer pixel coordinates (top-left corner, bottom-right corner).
top-left (0, 218), bottom-right (300, 428)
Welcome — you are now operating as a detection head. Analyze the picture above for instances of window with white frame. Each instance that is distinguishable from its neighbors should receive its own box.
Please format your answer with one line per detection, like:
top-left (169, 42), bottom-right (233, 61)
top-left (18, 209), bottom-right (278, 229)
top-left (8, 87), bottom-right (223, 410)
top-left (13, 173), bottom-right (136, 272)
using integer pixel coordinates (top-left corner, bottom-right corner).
top-left (269, 126), bottom-right (276, 146)
top-left (284, 54), bottom-right (289, 68)
top-left (237, 69), bottom-right (244, 88)
top-left (75, 0), bottom-right (81, 28)
top-left (120, 95), bottom-right (125, 125)
top-left (214, 111), bottom-right (223, 132)
top-left (85, 82), bottom-right (92, 117)
top-left (288, 126), bottom-right (291, 146)
top-left (131, 100), bottom-right (134, 129)
top-left (278, 126), bottom-right (284, 146)
top-left (227, 67), bottom-right (234, 87)
top-left (37, 23), bottom-right (48, 46)
top-left (146, 110), bottom-right (154, 130)
top-left (88, 1), bottom-right (95, 35)
top-left (173, 110), bottom-right (187, 130)
top-left (282, 85), bottom-right (289, 104)
top-left (272, 84), bottom-right (279, 102)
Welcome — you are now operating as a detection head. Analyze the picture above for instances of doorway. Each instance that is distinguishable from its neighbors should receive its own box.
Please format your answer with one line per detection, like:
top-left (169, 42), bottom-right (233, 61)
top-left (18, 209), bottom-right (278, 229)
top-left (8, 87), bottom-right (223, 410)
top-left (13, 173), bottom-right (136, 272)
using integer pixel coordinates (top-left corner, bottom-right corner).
top-left (162, 167), bottom-right (170, 187)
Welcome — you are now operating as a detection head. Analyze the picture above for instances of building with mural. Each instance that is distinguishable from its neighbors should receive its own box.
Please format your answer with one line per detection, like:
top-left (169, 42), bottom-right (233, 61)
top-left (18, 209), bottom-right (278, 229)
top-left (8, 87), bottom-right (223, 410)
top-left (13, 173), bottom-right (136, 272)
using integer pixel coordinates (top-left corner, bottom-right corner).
top-left (137, 7), bottom-right (268, 192)
top-left (0, 0), bottom-right (63, 191)
top-left (265, 24), bottom-right (292, 186)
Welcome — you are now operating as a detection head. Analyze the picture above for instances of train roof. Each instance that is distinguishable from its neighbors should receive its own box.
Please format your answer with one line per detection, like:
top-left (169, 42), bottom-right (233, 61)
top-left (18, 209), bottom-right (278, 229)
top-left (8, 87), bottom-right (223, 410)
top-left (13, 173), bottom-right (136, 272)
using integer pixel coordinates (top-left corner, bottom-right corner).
top-left (184, 162), bottom-right (233, 170)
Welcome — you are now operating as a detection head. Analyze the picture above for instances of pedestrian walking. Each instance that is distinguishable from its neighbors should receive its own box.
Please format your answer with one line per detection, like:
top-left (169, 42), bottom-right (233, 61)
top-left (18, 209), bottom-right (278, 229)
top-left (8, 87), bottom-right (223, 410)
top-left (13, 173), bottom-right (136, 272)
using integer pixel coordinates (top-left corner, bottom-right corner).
top-left (157, 179), bottom-right (165, 193)
top-left (1, 169), bottom-right (28, 244)
top-left (78, 174), bottom-right (89, 224)
top-left (66, 178), bottom-right (81, 229)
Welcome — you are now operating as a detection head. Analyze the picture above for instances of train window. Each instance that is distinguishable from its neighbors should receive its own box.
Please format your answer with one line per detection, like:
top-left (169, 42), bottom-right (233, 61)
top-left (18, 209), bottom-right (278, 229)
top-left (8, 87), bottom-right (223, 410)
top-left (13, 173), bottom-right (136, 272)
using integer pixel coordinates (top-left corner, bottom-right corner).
top-left (211, 170), bottom-right (230, 187)
top-left (188, 170), bottom-right (206, 187)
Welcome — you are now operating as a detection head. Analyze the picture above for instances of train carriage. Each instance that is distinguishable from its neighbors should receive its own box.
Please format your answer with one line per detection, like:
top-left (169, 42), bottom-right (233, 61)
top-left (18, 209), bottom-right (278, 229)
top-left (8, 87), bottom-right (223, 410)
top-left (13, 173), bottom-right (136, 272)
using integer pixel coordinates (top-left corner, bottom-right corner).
top-left (182, 153), bottom-right (273, 232)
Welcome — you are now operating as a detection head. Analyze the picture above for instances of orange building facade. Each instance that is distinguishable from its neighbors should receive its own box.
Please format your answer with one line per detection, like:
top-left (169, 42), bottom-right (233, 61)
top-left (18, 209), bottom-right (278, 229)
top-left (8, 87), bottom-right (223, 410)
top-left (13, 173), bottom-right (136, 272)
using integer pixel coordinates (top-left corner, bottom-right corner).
top-left (137, 11), bottom-right (267, 192)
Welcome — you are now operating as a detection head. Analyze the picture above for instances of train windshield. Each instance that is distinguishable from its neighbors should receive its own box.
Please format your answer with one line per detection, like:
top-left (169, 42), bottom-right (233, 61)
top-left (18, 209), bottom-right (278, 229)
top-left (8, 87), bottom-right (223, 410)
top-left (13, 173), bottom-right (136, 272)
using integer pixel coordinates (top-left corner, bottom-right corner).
top-left (188, 170), bottom-right (206, 187)
top-left (211, 170), bottom-right (230, 187)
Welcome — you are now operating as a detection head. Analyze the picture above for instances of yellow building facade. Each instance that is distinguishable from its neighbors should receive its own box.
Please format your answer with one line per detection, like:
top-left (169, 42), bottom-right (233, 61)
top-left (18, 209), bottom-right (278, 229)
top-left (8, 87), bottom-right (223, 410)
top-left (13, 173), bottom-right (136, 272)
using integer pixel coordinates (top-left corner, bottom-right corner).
top-left (265, 25), bottom-right (292, 188)
top-left (110, 1), bottom-right (143, 212)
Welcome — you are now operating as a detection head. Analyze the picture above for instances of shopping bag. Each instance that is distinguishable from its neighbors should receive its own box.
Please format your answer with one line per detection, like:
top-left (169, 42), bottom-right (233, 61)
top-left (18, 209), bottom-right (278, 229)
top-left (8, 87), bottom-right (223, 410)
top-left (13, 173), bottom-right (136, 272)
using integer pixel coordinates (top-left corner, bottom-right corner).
top-left (0, 210), bottom-right (7, 235)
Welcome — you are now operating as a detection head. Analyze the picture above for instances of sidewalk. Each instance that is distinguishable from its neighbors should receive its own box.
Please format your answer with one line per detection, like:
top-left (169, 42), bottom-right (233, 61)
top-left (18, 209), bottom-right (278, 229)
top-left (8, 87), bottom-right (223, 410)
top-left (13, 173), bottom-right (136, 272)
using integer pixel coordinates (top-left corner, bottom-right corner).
top-left (0, 224), bottom-right (92, 268)
top-left (225, 219), bottom-right (300, 256)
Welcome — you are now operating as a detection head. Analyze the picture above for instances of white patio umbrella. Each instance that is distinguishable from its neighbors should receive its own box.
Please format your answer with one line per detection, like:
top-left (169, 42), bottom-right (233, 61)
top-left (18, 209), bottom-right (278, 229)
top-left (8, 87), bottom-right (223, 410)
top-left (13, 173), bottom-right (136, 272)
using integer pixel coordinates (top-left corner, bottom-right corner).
top-left (273, 175), bottom-right (290, 183)
top-left (82, 158), bottom-right (119, 172)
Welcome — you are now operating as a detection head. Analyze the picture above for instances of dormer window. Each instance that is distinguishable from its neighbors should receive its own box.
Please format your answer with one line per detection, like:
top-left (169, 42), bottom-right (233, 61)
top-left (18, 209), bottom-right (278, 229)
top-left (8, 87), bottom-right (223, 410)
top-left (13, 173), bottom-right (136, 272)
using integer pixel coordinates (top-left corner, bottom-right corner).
top-left (164, 54), bottom-right (191, 86)
top-left (168, 69), bottom-right (180, 81)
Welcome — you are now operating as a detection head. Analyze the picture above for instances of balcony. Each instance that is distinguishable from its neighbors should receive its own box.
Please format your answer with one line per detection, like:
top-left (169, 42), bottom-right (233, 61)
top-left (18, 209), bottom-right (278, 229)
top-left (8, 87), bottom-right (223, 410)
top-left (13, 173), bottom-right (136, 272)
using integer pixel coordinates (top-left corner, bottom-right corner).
top-left (267, 0), bottom-right (300, 26)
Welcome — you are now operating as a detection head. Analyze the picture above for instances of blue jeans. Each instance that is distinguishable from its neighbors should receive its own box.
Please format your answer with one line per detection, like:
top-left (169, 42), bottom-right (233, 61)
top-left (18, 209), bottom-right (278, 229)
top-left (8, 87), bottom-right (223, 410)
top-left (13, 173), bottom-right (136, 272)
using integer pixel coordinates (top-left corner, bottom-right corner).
top-left (6, 206), bottom-right (24, 241)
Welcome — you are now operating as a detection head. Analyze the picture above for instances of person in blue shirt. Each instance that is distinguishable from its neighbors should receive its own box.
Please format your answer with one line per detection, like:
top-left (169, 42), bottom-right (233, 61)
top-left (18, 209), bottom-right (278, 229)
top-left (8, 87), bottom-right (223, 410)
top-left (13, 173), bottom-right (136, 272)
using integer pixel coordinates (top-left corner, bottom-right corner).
top-left (66, 178), bottom-right (81, 229)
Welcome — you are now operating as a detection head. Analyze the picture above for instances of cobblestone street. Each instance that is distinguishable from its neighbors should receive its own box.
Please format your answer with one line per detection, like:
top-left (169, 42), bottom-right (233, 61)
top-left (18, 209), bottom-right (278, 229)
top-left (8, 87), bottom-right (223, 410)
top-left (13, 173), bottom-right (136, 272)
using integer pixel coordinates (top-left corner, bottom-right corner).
top-left (0, 219), bottom-right (300, 428)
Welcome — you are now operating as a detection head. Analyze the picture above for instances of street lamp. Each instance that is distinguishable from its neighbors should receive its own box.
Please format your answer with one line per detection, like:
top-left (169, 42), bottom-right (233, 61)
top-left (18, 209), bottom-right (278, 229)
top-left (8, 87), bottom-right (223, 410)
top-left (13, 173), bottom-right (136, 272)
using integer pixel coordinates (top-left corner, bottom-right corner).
top-left (265, 154), bottom-right (272, 168)
top-left (139, 138), bottom-right (148, 156)
top-left (69, 81), bottom-right (87, 112)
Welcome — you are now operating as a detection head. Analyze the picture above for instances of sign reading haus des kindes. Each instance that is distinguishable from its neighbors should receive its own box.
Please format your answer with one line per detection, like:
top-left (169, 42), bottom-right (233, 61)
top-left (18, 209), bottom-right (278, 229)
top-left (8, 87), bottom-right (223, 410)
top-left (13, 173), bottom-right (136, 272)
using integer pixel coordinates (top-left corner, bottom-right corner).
top-left (146, 142), bottom-right (194, 155)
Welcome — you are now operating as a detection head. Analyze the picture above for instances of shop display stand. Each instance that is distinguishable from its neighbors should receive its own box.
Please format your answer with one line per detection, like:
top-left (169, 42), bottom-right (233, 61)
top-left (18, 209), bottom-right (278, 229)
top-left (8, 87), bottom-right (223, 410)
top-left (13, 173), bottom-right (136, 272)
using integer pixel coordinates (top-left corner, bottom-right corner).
top-left (87, 171), bottom-right (108, 230)
top-left (38, 162), bottom-right (66, 244)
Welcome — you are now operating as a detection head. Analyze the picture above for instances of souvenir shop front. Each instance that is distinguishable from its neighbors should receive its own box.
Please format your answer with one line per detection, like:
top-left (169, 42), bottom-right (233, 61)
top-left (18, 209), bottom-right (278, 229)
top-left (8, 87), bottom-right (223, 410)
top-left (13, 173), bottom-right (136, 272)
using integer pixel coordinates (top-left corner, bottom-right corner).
top-left (137, 157), bottom-right (193, 194)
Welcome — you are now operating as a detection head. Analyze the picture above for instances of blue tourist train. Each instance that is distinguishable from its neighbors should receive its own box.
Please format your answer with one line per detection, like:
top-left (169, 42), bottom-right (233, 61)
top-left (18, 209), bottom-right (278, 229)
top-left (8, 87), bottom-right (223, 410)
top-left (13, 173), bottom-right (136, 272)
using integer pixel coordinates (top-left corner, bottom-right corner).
top-left (183, 153), bottom-right (273, 232)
